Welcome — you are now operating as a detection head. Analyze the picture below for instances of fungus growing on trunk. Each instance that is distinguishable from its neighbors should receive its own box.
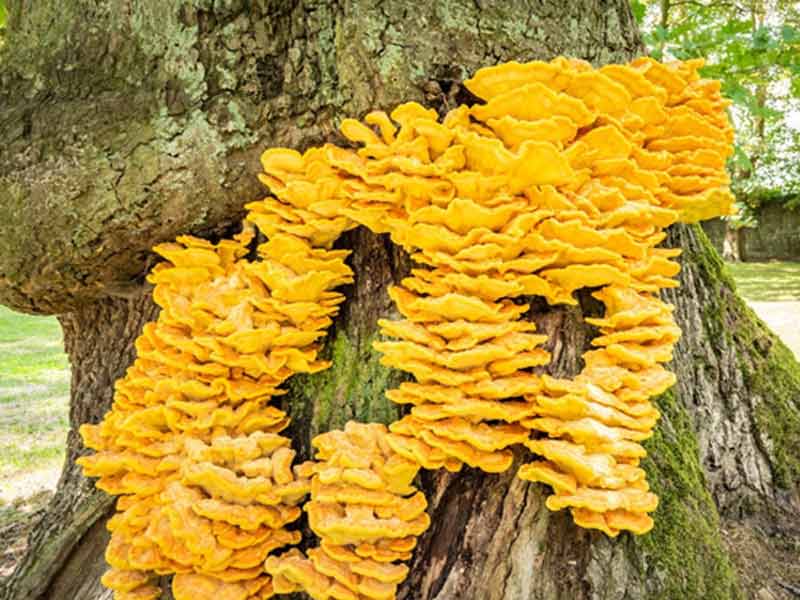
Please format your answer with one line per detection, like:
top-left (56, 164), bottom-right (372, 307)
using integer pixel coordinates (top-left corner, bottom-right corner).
top-left (79, 56), bottom-right (733, 599)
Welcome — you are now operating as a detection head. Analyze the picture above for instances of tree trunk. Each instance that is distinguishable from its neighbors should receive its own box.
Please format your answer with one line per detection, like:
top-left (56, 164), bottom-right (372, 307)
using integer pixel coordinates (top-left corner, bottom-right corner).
top-left (722, 225), bottom-right (742, 262)
top-left (1, 2), bottom-right (798, 600)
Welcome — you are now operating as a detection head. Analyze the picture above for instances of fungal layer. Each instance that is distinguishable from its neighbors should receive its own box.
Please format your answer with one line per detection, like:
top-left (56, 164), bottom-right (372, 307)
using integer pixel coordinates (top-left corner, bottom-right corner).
top-left (254, 56), bottom-right (733, 537)
top-left (79, 56), bottom-right (734, 600)
top-left (264, 422), bottom-right (428, 600)
top-left (78, 219), bottom-right (353, 599)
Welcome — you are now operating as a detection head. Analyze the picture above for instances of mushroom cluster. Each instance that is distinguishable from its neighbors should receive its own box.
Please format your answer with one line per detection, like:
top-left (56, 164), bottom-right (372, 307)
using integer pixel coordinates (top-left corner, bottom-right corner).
top-left (264, 422), bottom-right (428, 599)
top-left (78, 219), bottom-right (354, 598)
top-left (518, 285), bottom-right (679, 536)
top-left (459, 56), bottom-right (734, 535)
top-left (253, 56), bottom-right (732, 537)
top-left (80, 56), bottom-right (734, 599)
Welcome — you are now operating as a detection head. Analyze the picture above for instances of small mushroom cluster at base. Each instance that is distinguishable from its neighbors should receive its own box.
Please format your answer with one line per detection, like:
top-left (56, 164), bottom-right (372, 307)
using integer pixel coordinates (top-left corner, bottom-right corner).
top-left (78, 55), bottom-right (734, 600)
top-left (264, 422), bottom-right (428, 599)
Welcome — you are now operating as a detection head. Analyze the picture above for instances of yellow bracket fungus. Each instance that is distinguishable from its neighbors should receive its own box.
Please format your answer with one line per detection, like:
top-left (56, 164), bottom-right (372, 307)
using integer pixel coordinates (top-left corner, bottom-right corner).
top-left (79, 56), bottom-right (734, 599)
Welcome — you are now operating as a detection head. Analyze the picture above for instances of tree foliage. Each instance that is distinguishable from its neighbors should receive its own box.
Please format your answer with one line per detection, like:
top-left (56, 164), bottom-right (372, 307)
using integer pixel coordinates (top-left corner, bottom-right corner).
top-left (633, 0), bottom-right (800, 220)
top-left (0, 1), bottom-right (6, 51)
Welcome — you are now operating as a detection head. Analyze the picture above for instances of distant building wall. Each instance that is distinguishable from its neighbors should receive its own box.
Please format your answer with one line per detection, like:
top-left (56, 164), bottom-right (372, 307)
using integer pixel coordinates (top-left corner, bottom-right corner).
top-left (701, 205), bottom-right (800, 261)
top-left (740, 205), bottom-right (800, 261)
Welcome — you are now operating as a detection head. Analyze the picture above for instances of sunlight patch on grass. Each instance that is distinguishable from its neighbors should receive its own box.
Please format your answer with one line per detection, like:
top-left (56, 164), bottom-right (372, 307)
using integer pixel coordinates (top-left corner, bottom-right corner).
top-left (0, 436), bottom-right (66, 471)
top-left (0, 383), bottom-right (59, 401)
top-left (0, 469), bottom-right (60, 508)
top-left (748, 301), bottom-right (800, 359)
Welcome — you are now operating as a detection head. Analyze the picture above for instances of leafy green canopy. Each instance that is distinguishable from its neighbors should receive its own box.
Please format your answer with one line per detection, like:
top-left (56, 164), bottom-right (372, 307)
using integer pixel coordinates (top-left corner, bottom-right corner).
top-left (632, 0), bottom-right (800, 218)
top-left (0, 1), bottom-right (6, 52)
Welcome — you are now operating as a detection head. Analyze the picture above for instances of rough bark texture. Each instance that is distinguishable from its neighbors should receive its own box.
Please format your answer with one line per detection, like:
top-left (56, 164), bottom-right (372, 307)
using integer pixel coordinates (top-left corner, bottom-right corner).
top-left (1, 2), bottom-right (798, 600)
top-left (0, 0), bottom-right (641, 314)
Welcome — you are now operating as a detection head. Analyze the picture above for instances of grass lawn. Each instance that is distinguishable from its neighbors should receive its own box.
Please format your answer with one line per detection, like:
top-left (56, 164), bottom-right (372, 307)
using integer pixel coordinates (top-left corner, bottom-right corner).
top-left (725, 261), bottom-right (800, 302)
top-left (726, 261), bottom-right (800, 358)
top-left (0, 306), bottom-right (70, 507)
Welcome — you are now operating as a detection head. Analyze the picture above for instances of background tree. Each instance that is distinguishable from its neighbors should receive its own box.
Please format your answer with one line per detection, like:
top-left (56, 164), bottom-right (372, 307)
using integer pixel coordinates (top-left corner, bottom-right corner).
top-left (0, 2), bottom-right (798, 599)
top-left (0, 1), bottom-right (6, 48)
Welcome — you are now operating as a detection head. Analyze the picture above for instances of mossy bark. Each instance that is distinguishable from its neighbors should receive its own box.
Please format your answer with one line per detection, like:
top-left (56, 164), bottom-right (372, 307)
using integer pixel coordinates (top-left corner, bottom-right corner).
top-left (1, 2), bottom-right (798, 599)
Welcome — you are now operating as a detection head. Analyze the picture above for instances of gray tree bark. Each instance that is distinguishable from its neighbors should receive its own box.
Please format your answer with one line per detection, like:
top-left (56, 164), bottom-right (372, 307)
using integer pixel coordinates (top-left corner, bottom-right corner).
top-left (0, 2), bottom-right (797, 599)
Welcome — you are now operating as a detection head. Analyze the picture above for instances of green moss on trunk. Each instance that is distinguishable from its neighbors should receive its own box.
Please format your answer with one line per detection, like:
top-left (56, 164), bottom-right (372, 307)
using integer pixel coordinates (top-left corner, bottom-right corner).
top-left (685, 224), bottom-right (800, 491)
top-left (635, 389), bottom-right (742, 599)
top-left (749, 340), bottom-right (800, 489)
top-left (283, 329), bottom-right (404, 459)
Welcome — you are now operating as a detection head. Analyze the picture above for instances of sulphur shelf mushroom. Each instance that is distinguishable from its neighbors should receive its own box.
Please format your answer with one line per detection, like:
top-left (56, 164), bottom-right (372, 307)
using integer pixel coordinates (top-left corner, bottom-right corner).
top-left (79, 55), bottom-right (734, 600)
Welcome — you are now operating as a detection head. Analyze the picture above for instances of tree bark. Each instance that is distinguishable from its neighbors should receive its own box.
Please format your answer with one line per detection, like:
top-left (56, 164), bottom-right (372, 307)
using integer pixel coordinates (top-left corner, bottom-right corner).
top-left (722, 226), bottom-right (742, 262)
top-left (1, 2), bottom-right (798, 600)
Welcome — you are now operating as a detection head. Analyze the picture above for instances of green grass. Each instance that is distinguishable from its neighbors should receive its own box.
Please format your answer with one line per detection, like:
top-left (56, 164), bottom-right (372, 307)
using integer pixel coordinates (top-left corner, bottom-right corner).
top-left (0, 306), bottom-right (70, 503)
top-left (725, 261), bottom-right (800, 302)
top-left (726, 261), bottom-right (800, 358)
